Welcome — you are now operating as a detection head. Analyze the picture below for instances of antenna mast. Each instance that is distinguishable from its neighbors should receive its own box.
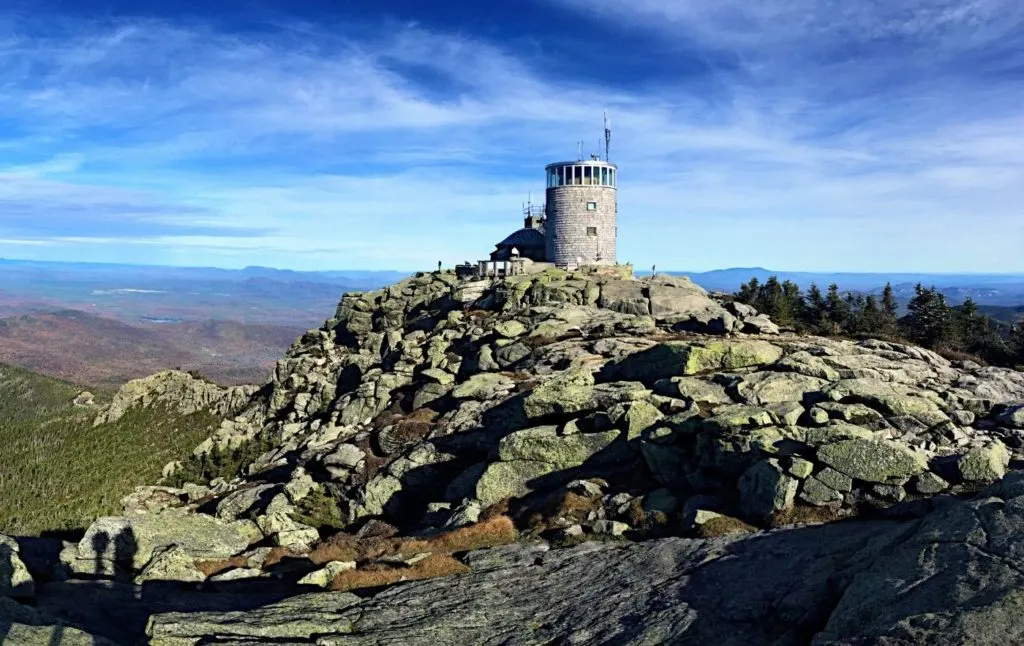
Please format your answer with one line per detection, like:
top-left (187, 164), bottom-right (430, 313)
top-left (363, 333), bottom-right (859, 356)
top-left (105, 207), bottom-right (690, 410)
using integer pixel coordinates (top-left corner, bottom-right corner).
top-left (604, 111), bottom-right (612, 162)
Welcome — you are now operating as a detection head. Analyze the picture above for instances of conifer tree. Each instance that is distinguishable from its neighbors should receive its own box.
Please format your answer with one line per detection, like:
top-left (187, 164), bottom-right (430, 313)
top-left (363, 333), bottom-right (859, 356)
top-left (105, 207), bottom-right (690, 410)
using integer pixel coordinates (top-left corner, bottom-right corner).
top-left (905, 284), bottom-right (953, 348)
top-left (879, 283), bottom-right (899, 335)
top-left (860, 294), bottom-right (882, 335)
top-left (803, 283), bottom-right (827, 333)
top-left (824, 284), bottom-right (850, 335)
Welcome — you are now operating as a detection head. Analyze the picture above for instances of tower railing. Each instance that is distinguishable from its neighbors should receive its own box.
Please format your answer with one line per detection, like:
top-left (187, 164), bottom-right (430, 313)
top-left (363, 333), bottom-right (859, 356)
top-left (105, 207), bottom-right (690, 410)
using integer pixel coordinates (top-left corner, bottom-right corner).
top-left (523, 204), bottom-right (545, 219)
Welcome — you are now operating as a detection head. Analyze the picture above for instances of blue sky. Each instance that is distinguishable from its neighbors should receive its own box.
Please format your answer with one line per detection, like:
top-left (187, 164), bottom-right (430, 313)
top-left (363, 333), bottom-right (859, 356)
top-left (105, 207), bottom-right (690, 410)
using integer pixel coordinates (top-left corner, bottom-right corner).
top-left (0, 0), bottom-right (1022, 272)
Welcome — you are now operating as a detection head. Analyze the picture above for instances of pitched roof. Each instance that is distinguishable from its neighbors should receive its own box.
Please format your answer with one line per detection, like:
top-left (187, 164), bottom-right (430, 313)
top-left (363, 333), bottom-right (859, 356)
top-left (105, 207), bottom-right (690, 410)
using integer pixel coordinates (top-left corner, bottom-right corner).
top-left (496, 228), bottom-right (545, 248)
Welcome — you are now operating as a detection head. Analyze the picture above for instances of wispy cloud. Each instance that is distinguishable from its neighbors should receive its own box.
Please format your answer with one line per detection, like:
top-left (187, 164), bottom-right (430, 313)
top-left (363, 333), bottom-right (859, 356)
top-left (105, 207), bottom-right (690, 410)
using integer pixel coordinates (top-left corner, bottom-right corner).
top-left (0, 3), bottom-right (1020, 271)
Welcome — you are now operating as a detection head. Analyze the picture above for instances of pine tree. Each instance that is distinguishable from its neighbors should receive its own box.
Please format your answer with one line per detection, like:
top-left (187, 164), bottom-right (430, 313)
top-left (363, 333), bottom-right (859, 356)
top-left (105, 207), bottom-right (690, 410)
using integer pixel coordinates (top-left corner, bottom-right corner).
top-left (905, 284), bottom-right (953, 348)
top-left (824, 284), bottom-right (851, 335)
top-left (761, 276), bottom-right (785, 323)
top-left (781, 280), bottom-right (804, 328)
top-left (860, 294), bottom-right (882, 335)
top-left (954, 297), bottom-right (990, 352)
top-left (737, 278), bottom-right (759, 305)
top-left (879, 283), bottom-right (899, 335)
top-left (803, 283), bottom-right (827, 332)
top-left (1011, 323), bottom-right (1024, 367)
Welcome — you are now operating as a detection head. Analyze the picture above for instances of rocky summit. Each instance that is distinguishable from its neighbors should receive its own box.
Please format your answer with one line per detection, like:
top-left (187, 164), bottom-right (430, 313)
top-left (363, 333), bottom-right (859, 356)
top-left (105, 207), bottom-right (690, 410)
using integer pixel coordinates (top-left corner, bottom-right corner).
top-left (4, 268), bottom-right (1024, 645)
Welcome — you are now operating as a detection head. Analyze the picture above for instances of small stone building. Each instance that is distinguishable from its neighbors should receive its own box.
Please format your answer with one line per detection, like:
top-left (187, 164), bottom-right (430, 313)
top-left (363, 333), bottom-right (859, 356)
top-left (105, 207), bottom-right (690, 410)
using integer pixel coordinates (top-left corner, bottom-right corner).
top-left (490, 214), bottom-right (547, 262)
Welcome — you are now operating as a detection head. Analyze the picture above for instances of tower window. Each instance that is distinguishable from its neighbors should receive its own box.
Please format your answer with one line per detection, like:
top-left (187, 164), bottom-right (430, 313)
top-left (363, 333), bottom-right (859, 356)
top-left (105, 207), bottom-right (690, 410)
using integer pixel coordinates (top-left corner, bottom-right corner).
top-left (587, 227), bottom-right (598, 236)
top-left (587, 201), bottom-right (597, 210)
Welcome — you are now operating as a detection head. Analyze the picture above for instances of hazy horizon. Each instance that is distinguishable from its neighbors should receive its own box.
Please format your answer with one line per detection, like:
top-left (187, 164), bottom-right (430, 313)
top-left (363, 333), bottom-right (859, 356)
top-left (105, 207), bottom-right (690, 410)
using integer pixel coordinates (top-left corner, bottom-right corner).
top-left (3, 255), bottom-right (1024, 279)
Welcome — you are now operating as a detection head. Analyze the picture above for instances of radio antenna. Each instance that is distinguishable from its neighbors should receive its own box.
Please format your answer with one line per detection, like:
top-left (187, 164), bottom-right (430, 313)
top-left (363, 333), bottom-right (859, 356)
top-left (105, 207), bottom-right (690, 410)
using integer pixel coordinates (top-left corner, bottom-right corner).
top-left (604, 111), bottom-right (612, 162)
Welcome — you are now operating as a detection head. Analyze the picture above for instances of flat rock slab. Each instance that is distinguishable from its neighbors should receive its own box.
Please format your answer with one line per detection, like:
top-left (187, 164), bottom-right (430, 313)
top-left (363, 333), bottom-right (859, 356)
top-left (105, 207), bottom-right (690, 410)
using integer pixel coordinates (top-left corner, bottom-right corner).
top-left (143, 521), bottom-right (911, 645)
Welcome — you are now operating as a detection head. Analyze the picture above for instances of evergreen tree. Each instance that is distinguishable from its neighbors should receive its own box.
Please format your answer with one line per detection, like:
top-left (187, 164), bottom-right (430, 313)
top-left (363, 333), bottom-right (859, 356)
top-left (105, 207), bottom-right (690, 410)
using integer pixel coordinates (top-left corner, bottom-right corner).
top-left (904, 284), bottom-right (953, 348)
top-left (781, 280), bottom-right (805, 328)
top-left (824, 284), bottom-right (851, 335)
top-left (1011, 323), bottom-right (1024, 367)
top-left (860, 294), bottom-right (882, 335)
top-left (760, 276), bottom-right (785, 323)
top-left (803, 283), bottom-right (827, 333)
top-left (736, 278), bottom-right (759, 306)
top-left (876, 283), bottom-right (898, 336)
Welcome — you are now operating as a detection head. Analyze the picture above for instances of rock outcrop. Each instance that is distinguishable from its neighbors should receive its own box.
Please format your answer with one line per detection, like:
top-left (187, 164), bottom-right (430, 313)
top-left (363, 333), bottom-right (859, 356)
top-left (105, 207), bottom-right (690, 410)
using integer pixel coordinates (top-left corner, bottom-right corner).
top-left (94, 370), bottom-right (257, 426)
top-left (6, 268), bottom-right (1024, 645)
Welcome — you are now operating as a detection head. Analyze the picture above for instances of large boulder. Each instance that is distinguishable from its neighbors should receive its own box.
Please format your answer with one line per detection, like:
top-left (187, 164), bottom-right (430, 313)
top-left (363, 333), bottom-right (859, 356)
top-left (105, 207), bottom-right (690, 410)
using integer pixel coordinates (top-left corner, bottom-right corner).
top-left (611, 340), bottom-right (784, 383)
top-left (738, 459), bottom-right (799, 520)
top-left (958, 441), bottom-right (1010, 483)
top-left (817, 439), bottom-right (928, 485)
top-left (498, 427), bottom-right (624, 468)
top-left (523, 369), bottom-right (596, 418)
top-left (646, 279), bottom-right (735, 333)
top-left (67, 512), bottom-right (260, 574)
top-left (0, 536), bottom-right (34, 598)
top-left (473, 461), bottom-right (558, 507)
top-left (824, 379), bottom-right (949, 426)
top-left (998, 404), bottom-right (1024, 429)
top-left (598, 280), bottom-right (650, 316)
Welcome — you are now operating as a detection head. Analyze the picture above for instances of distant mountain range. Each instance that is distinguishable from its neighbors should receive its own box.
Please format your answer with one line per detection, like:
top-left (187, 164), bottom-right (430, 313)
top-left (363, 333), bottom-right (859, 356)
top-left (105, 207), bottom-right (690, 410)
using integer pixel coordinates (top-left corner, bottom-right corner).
top-left (0, 309), bottom-right (305, 388)
top-left (664, 267), bottom-right (1024, 307)
top-left (0, 258), bottom-right (408, 328)
top-left (0, 259), bottom-right (1021, 389)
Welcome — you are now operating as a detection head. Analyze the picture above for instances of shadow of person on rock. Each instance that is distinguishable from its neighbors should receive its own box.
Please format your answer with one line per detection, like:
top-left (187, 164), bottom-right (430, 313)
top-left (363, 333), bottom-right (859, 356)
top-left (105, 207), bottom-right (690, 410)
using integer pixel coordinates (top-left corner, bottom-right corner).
top-left (114, 526), bottom-right (138, 580)
top-left (91, 531), bottom-right (110, 580)
top-left (0, 541), bottom-right (11, 646)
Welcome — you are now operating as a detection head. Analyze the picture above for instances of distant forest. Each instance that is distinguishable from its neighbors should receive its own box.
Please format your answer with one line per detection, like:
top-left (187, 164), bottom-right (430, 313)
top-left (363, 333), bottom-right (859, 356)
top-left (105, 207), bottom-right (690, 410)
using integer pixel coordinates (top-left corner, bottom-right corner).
top-left (734, 277), bottom-right (1024, 370)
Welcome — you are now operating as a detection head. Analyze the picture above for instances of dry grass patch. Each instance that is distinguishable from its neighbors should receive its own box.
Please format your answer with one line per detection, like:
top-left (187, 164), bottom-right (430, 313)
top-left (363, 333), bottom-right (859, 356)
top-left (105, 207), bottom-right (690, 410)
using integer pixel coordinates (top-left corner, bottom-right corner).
top-left (513, 491), bottom-right (603, 533)
top-left (261, 546), bottom-right (306, 569)
top-left (195, 555), bottom-right (249, 578)
top-left (310, 515), bottom-right (519, 566)
top-left (695, 516), bottom-right (757, 539)
top-left (308, 516), bottom-right (518, 593)
top-left (328, 554), bottom-right (470, 592)
top-left (522, 334), bottom-right (559, 349)
top-left (768, 505), bottom-right (844, 528)
top-left (934, 346), bottom-right (988, 366)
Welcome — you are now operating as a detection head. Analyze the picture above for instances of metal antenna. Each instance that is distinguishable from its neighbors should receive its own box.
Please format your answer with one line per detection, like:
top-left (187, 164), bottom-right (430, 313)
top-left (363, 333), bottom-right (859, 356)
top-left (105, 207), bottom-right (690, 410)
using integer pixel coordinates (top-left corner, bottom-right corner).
top-left (577, 140), bottom-right (583, 161)
top-left (604, 111), bottom-right (612, 162)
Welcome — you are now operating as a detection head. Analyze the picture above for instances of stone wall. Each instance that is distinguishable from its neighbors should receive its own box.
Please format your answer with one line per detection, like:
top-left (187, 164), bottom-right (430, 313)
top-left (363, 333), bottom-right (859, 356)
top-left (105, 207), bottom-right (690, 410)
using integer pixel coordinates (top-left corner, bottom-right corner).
top-left (545, 185), bottom-right (617, 268)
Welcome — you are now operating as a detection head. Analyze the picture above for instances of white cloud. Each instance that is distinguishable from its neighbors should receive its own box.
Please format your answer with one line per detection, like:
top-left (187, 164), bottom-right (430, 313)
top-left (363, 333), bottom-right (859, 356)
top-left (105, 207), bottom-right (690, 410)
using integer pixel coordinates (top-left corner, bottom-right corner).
top-left (0, 5), bottom-right (1020, 272)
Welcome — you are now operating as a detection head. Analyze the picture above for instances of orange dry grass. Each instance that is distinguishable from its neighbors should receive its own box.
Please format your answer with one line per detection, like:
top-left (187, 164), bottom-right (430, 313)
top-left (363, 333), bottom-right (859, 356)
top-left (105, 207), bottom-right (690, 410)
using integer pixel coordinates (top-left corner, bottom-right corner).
top-left (400, 515), bottom-right (518, 555)
top-left (310, 515), bottom-right (519, 566)
top-left (328, 554), bottom-right (470, 592)
top-left (694, 516), bottom-right (757, 539)
top-left (515, 491), bottom-right (602, 532)
top-left (768, 505), bottom-right (844, 528)
top-left (195, 555), bottom-right (248, 578)
top-left (261, 546), bottom-right (305, 569)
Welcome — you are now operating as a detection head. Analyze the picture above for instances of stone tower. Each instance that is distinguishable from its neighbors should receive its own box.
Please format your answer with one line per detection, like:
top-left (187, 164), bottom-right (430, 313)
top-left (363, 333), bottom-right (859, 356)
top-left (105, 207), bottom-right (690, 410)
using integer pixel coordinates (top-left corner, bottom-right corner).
top-left (544, 158), bottom-right (618, 269)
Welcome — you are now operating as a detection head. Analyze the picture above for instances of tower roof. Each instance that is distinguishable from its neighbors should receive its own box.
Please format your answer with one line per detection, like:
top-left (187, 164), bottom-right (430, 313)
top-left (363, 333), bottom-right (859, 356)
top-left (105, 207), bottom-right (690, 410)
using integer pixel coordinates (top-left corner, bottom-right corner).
top-left (496, 228), bottom-right (545, 249)
top-left (545, 159), bottom-right (617, 170)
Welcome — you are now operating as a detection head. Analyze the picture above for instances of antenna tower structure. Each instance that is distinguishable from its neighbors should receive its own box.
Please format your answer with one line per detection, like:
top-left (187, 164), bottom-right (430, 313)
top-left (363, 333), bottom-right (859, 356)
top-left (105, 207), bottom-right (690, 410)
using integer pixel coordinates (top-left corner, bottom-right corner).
top-left (604, 111), bottom-right (612, 162)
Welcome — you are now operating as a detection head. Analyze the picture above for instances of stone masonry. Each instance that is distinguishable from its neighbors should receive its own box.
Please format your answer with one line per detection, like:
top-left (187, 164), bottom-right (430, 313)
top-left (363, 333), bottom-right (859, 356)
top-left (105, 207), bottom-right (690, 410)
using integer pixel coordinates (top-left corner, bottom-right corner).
top-left (545, 182), bottom-right (617, 269)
